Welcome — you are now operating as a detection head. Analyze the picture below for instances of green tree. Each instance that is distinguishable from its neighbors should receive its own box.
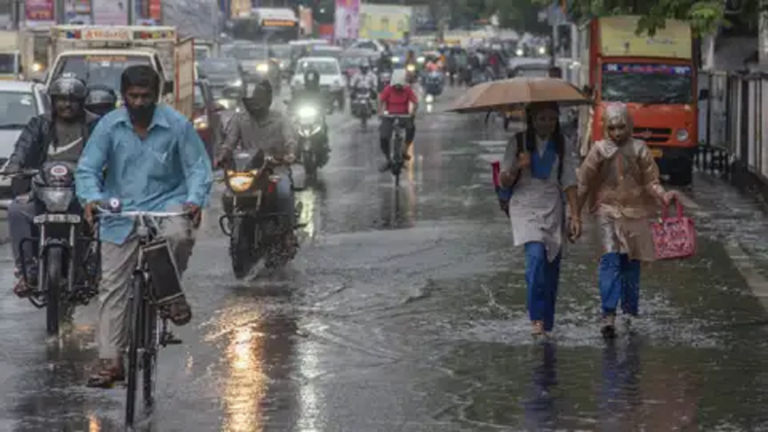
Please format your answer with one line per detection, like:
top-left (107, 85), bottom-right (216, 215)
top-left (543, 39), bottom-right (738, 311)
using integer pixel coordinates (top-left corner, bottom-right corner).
top-left (533, 0), bottom-right (765, 36)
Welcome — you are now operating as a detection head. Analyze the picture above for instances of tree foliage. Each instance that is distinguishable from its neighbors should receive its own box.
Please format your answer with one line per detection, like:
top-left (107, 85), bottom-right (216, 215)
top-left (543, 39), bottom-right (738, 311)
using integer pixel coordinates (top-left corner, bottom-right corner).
top-left (532, 0), bottom-right (765, 36)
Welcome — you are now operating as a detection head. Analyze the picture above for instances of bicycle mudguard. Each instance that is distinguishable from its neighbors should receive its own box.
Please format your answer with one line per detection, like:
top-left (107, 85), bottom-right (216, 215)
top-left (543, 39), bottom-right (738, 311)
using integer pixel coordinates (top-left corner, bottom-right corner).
top-left (141, 239), bottom-right (184, 305)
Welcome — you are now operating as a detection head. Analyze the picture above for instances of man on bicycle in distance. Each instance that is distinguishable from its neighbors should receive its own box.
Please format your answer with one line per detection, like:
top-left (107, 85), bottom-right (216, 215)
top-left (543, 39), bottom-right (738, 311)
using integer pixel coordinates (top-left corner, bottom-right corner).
top-left (75, 65), bottom-right (213, 388)
top-left (377, 70), bottom-right (418, 172)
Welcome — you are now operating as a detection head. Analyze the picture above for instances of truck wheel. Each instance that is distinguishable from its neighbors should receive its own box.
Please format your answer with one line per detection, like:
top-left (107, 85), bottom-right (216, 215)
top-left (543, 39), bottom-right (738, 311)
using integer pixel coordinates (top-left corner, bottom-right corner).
top-left (669, 160), bottom-right (693, 186)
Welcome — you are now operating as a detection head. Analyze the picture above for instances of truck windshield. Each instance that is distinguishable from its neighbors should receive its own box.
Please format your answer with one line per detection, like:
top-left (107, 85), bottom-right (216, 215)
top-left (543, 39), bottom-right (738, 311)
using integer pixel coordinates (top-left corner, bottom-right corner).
top-left (0, 54), bottom-right (15, 74)
top-left (54, 55), bottom-right (153, 90)
top-left (601, 63), bottom-right (693, 104)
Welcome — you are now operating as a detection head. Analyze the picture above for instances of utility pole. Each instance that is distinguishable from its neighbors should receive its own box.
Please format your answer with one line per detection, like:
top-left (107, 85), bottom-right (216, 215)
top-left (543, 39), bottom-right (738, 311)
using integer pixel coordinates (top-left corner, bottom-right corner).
top-left (55, 0), bottom-right (65, 24)
top-left (127, 0), bottom-right (135, 25)
top-left (761, 0), bottom-right (768, 65)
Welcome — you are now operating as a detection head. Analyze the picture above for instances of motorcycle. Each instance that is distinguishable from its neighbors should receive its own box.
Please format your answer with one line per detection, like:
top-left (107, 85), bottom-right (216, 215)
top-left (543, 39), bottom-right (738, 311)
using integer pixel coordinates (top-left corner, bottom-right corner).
top-left (350, 85), bottom-right (374, 127)
top-left (405, 63), bottom-right (418, 85)
top-left (12, 162), bottom-right (99, 336)
top-left (290, 103), bottom-right (328, 178)
top-left (422, 70), bottom-right (444, 97)
top-left (219, 150), bottom-right (303, 278)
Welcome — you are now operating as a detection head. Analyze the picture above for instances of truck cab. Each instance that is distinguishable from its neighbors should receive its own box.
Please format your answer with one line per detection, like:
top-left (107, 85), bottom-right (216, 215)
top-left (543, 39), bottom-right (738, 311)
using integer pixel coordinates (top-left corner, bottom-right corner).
top-left (45, 25), bottom-right (195, 119)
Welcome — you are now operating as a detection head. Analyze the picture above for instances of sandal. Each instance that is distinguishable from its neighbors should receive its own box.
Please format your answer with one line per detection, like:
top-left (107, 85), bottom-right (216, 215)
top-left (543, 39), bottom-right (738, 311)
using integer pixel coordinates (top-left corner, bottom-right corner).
top-left (12, 279), bottom-right (32, 298)
top-left (531, 320), bottom-right (546, 337)
top-left (601, 315), bottom-right (617, 339)
top-left (161, 298), bottom-right (192, 326)
top-left (86, 362), bottom-right (125, 388)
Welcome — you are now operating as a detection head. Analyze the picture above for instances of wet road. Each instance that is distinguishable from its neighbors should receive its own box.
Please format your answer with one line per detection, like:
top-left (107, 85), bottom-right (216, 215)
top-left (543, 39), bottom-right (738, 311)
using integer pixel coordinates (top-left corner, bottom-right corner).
top-left (3, 87), bottom-right (768, 431)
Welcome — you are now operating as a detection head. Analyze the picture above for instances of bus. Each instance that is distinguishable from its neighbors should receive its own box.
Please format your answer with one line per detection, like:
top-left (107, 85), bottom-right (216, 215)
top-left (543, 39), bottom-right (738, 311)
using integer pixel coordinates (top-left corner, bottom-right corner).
top-left (226, 8), bottom-right (300, 43)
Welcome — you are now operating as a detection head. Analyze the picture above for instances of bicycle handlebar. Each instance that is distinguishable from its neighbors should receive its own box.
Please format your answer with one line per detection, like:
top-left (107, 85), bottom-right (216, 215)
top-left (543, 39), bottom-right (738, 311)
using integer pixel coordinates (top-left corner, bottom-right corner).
top-left (0, 168), bottom-right (39, 178)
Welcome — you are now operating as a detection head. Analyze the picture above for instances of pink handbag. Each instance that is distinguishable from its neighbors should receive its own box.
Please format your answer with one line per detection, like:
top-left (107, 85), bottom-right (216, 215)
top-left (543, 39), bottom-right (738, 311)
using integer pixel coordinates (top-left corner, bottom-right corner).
top-left (651, 197), bottom-right (696, 260)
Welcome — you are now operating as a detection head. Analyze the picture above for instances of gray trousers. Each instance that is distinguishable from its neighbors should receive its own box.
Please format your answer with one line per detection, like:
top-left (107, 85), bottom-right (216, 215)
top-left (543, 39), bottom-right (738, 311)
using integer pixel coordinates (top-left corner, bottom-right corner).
top-left (98, 220), bottom-right (195, 359)
top-left (8, 197), bottom-right (36, 271)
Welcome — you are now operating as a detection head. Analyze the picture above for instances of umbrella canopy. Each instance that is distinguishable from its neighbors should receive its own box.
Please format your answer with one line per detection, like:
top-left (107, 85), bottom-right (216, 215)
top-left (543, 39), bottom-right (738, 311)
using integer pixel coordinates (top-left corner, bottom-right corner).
top-left (447, 77), bottom-right (588, 113)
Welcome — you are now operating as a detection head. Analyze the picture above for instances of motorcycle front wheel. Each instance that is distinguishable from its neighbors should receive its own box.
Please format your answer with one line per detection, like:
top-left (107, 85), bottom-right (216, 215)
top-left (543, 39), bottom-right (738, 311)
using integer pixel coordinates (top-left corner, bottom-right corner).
top-left (44, 247), bottom-right (65, 336)
top-left (229, 218), bottom-right (255, 279)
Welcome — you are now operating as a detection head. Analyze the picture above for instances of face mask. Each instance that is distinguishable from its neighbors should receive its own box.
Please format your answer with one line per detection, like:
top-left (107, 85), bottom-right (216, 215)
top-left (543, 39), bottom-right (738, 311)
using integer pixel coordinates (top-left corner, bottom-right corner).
top-left (127, 102), bottom-right (156, 124)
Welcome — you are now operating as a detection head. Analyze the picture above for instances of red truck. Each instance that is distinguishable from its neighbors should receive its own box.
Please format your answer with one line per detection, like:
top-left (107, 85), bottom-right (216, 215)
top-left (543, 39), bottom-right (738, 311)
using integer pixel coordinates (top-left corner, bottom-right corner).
top-left (579, 16), bottom-right (697, 185)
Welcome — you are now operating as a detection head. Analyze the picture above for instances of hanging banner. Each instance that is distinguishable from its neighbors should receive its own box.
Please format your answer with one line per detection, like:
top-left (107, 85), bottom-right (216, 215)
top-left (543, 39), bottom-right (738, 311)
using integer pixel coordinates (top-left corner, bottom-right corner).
top-left (135, 0), bottom-right (161, 25)
top-left (92, 0), bottom-right (128, 25)
top-left (299, 6), bottom-right (313, 36)
top-left (25, 0), bottom-right (55, 28)
top-left (334, 0), bottom-right (360, 41)
top-left (64, 0), bottom-right (92, 24)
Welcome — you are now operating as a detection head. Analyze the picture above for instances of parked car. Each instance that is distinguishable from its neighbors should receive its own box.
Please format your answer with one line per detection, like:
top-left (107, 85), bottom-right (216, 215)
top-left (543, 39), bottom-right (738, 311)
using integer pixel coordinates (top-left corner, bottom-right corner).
top-left (193, 79), bottom-right (222, 163)
top-left (0, 80), bottom-right (48, 206)
top-left (291, 57), bottom-right (345, 110)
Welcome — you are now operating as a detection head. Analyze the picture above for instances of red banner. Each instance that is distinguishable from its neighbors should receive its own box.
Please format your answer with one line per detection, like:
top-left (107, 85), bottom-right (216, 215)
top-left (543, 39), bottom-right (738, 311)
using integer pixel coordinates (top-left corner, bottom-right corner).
top-left (25, 0), bottom-right (54, 24)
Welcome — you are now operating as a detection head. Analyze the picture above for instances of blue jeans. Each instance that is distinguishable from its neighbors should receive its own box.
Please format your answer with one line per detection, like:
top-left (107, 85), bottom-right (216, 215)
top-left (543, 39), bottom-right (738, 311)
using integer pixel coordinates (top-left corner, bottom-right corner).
top-left (8, 197), bottom-right (36, 272)
top-left (525, 242), bottom-right (562, 331)
top-left (599, 252), bottom-right (640, 316)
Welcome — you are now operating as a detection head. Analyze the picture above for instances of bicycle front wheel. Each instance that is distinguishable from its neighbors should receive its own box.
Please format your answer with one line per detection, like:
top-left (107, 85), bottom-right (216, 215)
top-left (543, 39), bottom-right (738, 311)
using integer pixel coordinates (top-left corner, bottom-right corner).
top-left (143, 300), bottom-right (158, 412)
top-left (125, 274), bottom-right (146, 427)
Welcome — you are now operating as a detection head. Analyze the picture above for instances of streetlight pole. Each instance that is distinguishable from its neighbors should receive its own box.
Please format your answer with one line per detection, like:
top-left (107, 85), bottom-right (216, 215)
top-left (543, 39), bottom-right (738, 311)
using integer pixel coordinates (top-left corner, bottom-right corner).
top-left (127, 0), bottom-right (135, 25)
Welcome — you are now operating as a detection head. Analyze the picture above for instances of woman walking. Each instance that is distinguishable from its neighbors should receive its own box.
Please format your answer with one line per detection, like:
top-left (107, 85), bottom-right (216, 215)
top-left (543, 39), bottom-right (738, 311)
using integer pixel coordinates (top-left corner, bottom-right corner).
top-left (499, 102), bottom-right (581, 337)
top-left (576, 103), bottom-right (676, 338)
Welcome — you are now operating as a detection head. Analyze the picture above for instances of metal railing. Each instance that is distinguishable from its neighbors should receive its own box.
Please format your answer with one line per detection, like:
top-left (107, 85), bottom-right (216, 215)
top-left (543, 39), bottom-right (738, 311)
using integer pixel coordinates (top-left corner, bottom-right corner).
top-left (696, 70), bottom-right (768, 188)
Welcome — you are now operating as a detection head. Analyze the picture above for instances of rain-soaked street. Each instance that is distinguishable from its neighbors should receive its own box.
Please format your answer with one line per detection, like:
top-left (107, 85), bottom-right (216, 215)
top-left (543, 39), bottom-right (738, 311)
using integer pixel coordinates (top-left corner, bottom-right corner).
top-left (3, 86), bottom-right (768, 431)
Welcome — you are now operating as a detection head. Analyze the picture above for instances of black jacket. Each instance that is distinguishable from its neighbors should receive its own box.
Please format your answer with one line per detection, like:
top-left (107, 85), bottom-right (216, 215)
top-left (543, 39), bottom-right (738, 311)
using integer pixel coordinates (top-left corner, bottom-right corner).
top-left (8, 112), bottom-right (100, 196)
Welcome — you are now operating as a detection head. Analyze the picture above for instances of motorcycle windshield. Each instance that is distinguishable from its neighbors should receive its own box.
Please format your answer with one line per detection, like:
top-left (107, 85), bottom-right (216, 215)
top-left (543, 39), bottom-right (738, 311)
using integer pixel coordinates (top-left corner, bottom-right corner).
top-left (232, 150), bottom-right (265, 172)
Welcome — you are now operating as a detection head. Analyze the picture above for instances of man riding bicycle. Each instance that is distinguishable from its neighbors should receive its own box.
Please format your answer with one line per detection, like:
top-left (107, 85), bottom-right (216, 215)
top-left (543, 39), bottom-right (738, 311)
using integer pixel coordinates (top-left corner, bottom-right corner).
top-left (378, 71), bottom-right (418, 172)
top-left (75, 65), bottom-right (213, 388)
top-left (4, 74), bottom-right (100, 297)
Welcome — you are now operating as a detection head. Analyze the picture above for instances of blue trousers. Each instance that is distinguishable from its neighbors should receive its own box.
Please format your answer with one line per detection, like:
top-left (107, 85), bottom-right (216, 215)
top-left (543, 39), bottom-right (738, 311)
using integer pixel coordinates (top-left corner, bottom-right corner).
top-left (599, 252), bottom-right (640, 316)
top-left (525, 242), bottom-right (561, 331)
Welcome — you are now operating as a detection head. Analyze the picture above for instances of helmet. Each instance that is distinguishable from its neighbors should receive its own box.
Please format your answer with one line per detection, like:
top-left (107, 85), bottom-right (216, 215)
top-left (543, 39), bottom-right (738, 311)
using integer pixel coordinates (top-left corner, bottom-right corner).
top-left (360, 63), bottom-right (369, 73)
top-left (48, 75), bottom-right (87, 100)
top-left (243, 78), bottom-right (273, 112)
top-left (391, 70), bottom-right (406, 88)
top-left (85, 84), bottom-right (118, 116)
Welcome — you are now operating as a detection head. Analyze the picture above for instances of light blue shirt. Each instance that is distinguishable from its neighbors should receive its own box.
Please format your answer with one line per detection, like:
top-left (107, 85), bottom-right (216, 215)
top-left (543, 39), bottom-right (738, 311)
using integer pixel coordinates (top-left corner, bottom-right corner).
top-left (75, 104), bottom-right (213, 245)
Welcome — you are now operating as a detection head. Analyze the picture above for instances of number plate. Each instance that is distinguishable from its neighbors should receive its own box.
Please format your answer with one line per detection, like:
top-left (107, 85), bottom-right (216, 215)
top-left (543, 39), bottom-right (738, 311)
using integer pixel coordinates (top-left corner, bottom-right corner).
top-left (650, 148), bottom-right (663, 158)
top-left (33, 214), bottom-right (81, 224)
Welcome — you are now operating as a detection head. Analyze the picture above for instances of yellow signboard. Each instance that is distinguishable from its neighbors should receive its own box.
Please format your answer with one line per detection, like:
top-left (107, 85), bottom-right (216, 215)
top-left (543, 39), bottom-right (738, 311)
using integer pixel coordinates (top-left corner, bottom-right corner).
top-left (598, 16), bottom-right (691, 59)
top-left (262, 19), bottom-right (296, 27)
top-left (359, 4), bottom-right (411, 40)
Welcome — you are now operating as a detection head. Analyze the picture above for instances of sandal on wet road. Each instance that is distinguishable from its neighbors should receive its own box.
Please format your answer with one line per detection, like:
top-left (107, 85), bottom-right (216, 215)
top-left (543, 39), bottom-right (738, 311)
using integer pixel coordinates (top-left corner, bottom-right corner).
top-left (12, 279), bottom-right (32, 298)
top-left (87, 363), bottom-right (125, 388)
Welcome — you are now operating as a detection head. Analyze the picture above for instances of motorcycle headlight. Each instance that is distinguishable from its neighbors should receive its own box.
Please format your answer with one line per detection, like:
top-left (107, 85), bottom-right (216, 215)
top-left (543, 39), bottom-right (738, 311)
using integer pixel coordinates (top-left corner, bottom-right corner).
top-left (226, 173), bottom-right (254, 192)
top-left (39, 187), bottom-right (73, 212)
top-left (392, 57), bottom-right (400, 63)
top-left (194, 114), bottom-right (209, 130)
top-left (229, 79), bottom-right (243, 87)
top-left (298, 106), bottom-right (317, 118)
top-left (217, 99), bottom-right (232, 109)
top-left (417, 56), bottom-right (425, 63)
top-left (256, 63), bottom-right (269, 73)
top-left (407, 64), bottom-right (415, 72)
top-left (32, 62), bottom-right (42, 72)
top-left (426, 94), bottom-right (434, 103)
top-left (676, 129), bottom-right (689, 142)
top-left (516, 49), bottom-right (523, 56)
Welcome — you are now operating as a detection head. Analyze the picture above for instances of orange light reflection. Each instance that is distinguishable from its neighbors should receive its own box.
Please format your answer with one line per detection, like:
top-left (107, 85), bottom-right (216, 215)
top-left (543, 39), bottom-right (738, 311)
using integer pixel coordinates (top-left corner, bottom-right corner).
top-left (222, 326), bottom-right (267, 432)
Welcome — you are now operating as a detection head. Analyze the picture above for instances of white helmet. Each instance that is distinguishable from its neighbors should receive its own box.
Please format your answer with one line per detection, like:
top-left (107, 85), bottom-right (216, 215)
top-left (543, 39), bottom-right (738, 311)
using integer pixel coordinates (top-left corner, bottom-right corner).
top-left (391, 69), bottom-right (407, 87)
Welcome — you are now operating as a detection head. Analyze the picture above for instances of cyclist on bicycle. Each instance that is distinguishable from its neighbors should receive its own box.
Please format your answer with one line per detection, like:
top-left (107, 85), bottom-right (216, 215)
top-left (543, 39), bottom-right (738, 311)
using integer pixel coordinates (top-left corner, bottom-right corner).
top-left (75, 65), bottom-right (213, 388)
top-left (377, 70), bottom-right (418, 172)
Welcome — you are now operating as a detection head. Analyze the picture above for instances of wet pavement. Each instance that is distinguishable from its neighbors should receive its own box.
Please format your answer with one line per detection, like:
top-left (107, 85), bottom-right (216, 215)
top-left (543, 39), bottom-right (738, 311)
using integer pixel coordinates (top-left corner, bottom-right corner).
top-left (3, 86), bottom-right (768, 431)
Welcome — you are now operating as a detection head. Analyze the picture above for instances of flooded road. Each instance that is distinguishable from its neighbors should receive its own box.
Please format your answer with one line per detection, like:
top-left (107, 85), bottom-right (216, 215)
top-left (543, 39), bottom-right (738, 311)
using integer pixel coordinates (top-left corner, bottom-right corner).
top-left (2, 87), bottom-right (768, 431)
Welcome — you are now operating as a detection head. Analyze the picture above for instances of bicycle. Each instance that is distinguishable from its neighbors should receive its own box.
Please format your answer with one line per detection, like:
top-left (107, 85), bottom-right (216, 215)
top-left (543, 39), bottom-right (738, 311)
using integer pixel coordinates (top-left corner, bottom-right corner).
top-left (383, 113), bottom-right (411, 186)
top-left (97, 204), bottom-right (189, 427)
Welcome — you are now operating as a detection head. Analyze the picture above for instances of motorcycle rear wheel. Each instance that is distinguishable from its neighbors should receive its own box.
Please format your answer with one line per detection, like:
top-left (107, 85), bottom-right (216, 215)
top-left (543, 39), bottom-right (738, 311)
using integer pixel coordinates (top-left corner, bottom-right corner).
top-left (44, 248), bottom-right (65, 336)
top-left (229, 218), bottom-right (254, 279)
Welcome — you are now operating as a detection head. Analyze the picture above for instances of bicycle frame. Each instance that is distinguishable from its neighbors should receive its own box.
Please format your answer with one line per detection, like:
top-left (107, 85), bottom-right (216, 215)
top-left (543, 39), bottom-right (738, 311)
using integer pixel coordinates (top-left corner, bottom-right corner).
top-left (97, 209), bottom-right (186, 427)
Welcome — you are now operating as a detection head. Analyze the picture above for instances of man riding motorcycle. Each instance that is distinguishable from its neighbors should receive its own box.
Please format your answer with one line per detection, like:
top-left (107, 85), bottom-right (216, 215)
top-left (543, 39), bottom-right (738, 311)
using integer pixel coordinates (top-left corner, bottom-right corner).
top-left (215, 79), bottom-right (299, 249)
top-left (4, 75), bottom-right (100, 297)
top-left (288, 69), bottom-right (330, 167)
top-left (377, 49), bottom-right (393, 73)
top-left (349, 63), bottom-right (377, 102)
top-left (378, 71), bottom-right (418, 172)
top-left (84, 84), bottom-right (118, 117)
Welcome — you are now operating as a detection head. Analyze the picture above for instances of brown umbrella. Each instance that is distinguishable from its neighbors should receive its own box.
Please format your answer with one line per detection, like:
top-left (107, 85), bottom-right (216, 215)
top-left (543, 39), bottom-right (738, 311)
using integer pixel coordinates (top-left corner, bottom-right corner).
top-left (447, 77), bottom-right (588, 113)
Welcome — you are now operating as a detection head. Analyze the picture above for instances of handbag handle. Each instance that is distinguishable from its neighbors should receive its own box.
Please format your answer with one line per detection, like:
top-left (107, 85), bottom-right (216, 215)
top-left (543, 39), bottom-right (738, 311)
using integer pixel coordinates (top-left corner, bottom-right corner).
top-left (661, 196), bottom-right (684, 219)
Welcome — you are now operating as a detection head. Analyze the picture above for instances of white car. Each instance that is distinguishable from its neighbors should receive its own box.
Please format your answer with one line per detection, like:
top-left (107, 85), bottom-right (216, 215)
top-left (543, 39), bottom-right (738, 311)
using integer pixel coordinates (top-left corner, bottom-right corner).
top-left (0, 81), bottom-right (48, 207)
top-left (348, 39), bottom-right (389, 53)
top-left (291, 56), bottom-right (345, 110)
